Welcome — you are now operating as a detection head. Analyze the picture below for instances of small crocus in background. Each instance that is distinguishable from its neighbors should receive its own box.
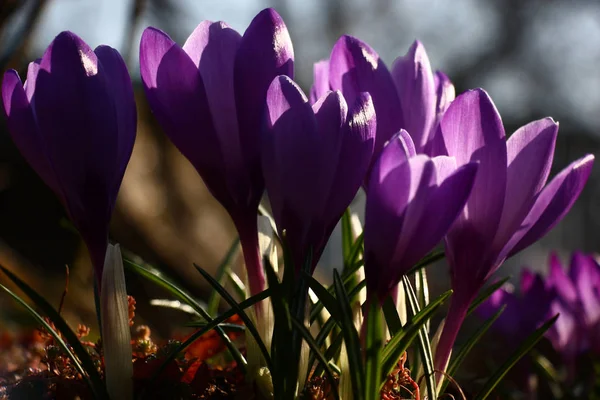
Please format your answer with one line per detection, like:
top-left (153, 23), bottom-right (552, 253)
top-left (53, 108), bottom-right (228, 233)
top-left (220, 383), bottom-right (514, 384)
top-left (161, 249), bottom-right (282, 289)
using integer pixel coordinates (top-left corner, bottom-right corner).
top-left (139, 8), bottom-right (294, 299)
top-left (480, 253), bottom-right (600, 367)
top-left (433, 88), bottom-right (595, 377)
top-left (262, 75), bottom-right (376, 272)
top-left (311, 37), bottom-right (453, 159)
top-left (1, 31), bottom-right (136, 284)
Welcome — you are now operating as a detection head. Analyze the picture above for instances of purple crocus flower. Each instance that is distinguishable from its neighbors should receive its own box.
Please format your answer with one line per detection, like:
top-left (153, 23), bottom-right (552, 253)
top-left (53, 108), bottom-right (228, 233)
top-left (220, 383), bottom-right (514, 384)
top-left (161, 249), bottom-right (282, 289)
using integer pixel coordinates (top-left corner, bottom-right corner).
top-left (310, 37), bottom-right (454, 160)
top-left (545, 252), bottom-right (600, 358)
top-left (310, 35), bottom-right (401, 170)
top-left (1, 32), bottom-right (136, 284)
top-left (433, 88), bottom-right (595, 375)
top-left (364, 131), bottom-right (477, 301)
top-left (478, 269), bottom-right (556, 343)
top-left (480, 252), bottom-right (600, 372)
top-left (262, 75), bottom-right (376, 272)
top-left (391, 41), bottom-right (455, 154)
top-left (139, 9), bottom-right (294, 296)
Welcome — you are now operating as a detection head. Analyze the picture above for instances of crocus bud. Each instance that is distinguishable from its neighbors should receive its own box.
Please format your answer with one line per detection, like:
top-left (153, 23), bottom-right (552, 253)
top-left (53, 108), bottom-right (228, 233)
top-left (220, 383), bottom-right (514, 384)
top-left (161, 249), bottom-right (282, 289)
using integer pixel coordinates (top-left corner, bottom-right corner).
top-left (262, 75), bottom-right (376, 272)
top-left (2, 32), bottom-right (136, 284)
top-left (139, 8), bottom-right (294, 298)
top-left (101, 244), bottom-right (133, 400)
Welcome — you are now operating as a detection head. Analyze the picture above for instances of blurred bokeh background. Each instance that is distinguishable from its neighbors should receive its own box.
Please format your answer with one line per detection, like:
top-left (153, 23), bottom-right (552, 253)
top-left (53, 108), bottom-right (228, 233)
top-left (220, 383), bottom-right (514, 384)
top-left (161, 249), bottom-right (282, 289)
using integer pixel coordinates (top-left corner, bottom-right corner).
top-left (0, 0), bottom-right (598, 351)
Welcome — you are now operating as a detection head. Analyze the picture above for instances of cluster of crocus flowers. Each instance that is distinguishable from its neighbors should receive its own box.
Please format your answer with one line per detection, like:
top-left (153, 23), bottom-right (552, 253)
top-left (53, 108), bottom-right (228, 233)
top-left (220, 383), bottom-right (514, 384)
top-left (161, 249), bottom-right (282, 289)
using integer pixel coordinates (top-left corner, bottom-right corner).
top-left (433, 89), bottom-right (594, 374)
top-left (139, 9), bottom-right (294, 297)
top-left (1, 31), bottom-right (136, 284)
top-left (1, 7), bottom-right (597, 397)
top-left (480, 252), bottom-right (600, 365)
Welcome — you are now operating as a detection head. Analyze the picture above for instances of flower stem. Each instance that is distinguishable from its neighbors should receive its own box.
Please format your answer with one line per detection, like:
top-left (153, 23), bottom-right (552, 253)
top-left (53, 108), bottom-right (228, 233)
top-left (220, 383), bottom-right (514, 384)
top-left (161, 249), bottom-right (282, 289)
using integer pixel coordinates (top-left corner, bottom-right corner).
top-left (237, 216), bottom-right (266, 301)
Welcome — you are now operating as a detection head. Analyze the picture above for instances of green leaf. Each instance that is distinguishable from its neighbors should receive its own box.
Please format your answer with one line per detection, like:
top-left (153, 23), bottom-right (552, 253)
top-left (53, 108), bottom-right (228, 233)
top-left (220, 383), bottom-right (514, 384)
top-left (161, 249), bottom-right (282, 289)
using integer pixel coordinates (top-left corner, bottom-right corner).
top-left (145, 289), bottom-right (270, 387)
top-left (123, 258), bottom-right (247, 371)
top-left (406, 250), bottom-right (445, 275)
top-left (305, 273), bottom-right (342, 322)
top-left (441, 305), bottom-right (506, 395)
top-left (194, 263), bottom-right (272, 371)
top-left (402, 276), bottom-right (436, 400)
top-left (313, 330), bottom-right (343, 379)
top-left (341, 209), bottom-right (353, 265)
top-left (473, 314), bottom-right (558, 400)
top-left (467, 277), bottom-right (511, 317)
top-left (0, 266), bottom-right (108, 399)
top-left (309, 276), bottom-right (366, 324)
top-left (415, 268), bottom-right (429, 331)
top-left (207, 238), bottom-right (239, 316)
top-left (381, 290), bottom-right (452, 384)
top-left (307, 279), bottom-right (367, 382)
top-left (290, 316), bottom-right (340, 400)
top-left (342, 233), bottom-right (364, 279)
top-left (226, 269), bottom-right (247, 301)
top-left (263, 256), bottom-right (290, 398)
top-left (364, 299), bottom-right (383, 400)
top-left (382, 296), bottom-right (402, 337)
top-left (333, 270), bottom-right (364, 398)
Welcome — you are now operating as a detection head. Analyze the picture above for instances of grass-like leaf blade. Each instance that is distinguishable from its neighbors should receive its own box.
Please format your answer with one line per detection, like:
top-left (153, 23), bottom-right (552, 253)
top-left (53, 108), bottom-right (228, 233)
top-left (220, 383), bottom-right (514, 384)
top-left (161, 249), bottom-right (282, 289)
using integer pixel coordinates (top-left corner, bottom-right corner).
top-left (406, 250), bottom-right (445, 276)
top-left (207, 238), bottom-right (239, 316)
top-left (381, 289), bottom-right (452, 383)
top-left (0, 266), bottom-right (108, 399)
top-left (123, 258), bottom-right (247, 371)
top-left (382, 296), bottom-right (402, 337)
top-left (467, 277), bottom-right (511, 317)
top-left (402, 276), bottom-right (436, 400)
top-left (333, 270), bottom-right (364, 399)
top-left (144, 289), bottom-right (270, 390)
top-left (290, 316), bottom-right (340, 400)
top-left (473, 314), bottom-right (558, 400)
top-left (364, 300), bottom-right (383, 400)
top-left (194, 263), bottom-right (273, 371)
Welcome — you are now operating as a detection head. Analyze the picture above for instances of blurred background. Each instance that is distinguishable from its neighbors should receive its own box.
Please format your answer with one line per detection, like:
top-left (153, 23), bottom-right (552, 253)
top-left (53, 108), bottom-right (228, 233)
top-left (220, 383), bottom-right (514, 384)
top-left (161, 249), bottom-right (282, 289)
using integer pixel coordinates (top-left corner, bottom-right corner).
top-left (0, 0), bottom-right (598, 359)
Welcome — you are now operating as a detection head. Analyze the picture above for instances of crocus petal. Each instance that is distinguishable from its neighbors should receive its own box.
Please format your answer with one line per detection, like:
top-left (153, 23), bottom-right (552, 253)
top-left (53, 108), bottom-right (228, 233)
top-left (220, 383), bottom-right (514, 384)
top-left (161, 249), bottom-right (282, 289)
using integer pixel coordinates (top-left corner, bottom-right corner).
top-left (391, 40), bottom-right (435, 152)
top-left (441, 89), bottom-right (507, 278)
top-left (24, 60), bottom-right (41, 101)
top-left (235, 8), bottom-right (294, 185)
top-left (395, 161), bottom-right (477, 273)
top-left (365, 155), bottom-right (431, 295)
top-left (35, 32), bottom-right (119, 223)
top-left (433, 71), bottom-right (455, 119)
top-left (547, 299), bottom-right (577, 356)
top-left (547, 252), bottom-right (577, 304)
top-left (506, 154), bottom-right (594, 257)
top-left (570, 252), bottom-right (600, 324)
top-left (140, 27), bottom-right (232, 206)
top-left (328, 35), bottom-right (402, 159)
top-left (263, 75), bottom-right (319, 243)
top-left (369, 130), bottom-right (415, 186)
top-left (94, 45), bottom-right (137, 201)
top-left (323, 92), bottom-right (375, 229)
top-left (182, 21), bottom-right (249, 201)
top-left (492, 118), bottom-right (557, 252)
top-left (2, 70), bottom-right (61, 197)
top-left (309, 60), bottom-right (330, 104)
